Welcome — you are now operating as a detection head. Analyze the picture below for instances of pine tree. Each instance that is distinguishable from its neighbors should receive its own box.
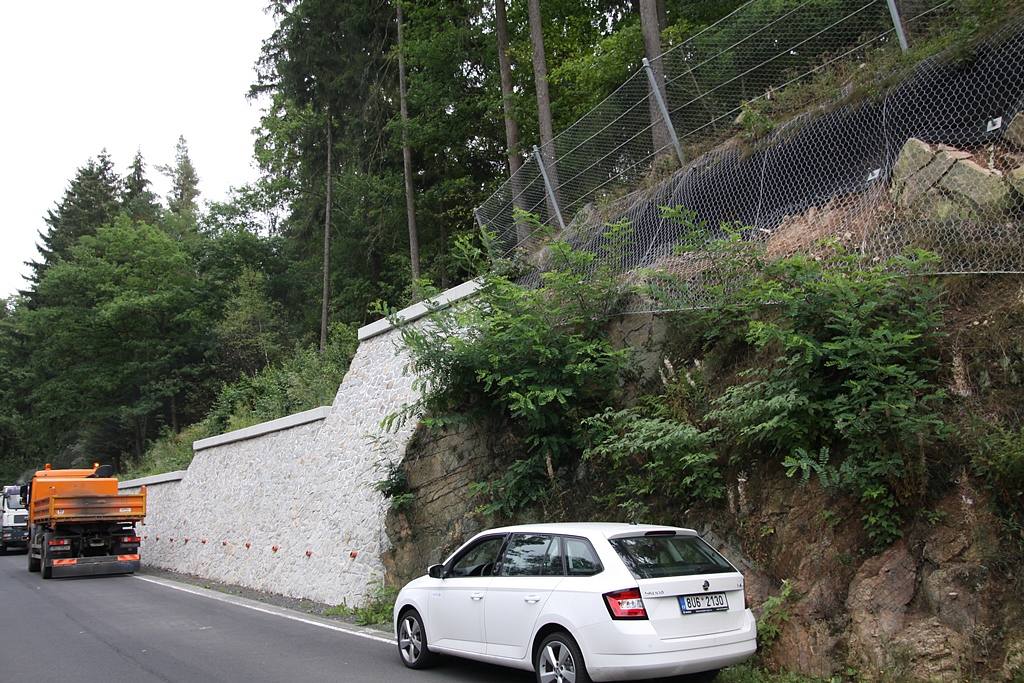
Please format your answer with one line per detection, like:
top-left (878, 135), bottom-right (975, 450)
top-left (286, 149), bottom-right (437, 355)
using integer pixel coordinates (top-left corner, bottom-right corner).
top-left (160, 135), bottom-right (201, 217)
top-left (123, 150), bottom-right (161, 223)
top-left (26, 151), bottom-right (121, 293)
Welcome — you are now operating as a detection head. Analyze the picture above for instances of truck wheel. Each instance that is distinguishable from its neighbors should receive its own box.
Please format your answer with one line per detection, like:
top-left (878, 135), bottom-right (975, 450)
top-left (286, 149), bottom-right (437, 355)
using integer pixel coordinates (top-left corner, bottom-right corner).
top-left (41, 533), bottom-right (52, 579)
top-left (27, 547), bottom-right (40, 572)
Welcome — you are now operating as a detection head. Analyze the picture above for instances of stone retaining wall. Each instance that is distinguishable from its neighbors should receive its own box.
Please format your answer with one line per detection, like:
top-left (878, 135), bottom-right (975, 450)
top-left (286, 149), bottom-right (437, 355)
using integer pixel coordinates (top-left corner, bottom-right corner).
top-left (120, 282), bottom-right (479, 606)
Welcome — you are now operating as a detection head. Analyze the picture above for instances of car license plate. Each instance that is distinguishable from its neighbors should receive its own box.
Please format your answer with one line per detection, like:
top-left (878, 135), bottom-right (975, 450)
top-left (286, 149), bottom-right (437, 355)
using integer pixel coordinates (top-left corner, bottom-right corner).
top-left (678, 592), bottom-right (729, 614)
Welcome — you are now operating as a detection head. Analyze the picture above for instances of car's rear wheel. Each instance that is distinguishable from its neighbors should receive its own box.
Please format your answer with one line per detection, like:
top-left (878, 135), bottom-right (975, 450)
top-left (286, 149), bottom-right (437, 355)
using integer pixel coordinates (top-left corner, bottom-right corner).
top-left (397, 609), bottom-right (436, 669)
top-left (535, 631), bottom-right (590, 683)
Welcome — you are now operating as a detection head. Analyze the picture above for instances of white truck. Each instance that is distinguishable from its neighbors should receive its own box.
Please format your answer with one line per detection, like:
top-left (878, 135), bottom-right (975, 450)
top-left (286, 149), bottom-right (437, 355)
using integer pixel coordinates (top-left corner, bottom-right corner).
top-left (1, 485), bottom-right (29, 552)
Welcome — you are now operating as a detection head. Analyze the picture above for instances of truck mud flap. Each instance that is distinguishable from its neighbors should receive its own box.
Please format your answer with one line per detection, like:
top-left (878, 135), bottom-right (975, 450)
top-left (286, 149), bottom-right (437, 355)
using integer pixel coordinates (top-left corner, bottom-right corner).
top-left (50, 554), bottom-right (140, 578)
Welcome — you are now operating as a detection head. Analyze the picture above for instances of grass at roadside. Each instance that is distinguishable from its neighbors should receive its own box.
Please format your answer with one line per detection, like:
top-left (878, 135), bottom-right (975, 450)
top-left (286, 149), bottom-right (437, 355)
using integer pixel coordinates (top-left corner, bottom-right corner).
top-left (719, 664), bottom-right (827, 683)
top-left (324, 584), bottom-right (398, 626)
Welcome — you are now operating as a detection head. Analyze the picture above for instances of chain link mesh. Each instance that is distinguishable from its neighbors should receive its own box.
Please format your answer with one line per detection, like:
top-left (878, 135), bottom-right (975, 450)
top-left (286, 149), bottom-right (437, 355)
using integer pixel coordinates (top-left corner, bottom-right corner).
top-left (476, 0), bottom-right (1024, 312)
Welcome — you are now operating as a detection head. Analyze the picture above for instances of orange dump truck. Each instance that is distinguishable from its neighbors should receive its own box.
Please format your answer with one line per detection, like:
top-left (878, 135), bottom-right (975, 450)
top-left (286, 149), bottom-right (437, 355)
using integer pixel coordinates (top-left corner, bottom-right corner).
top-left (23, 464), bottom-right (146, 579)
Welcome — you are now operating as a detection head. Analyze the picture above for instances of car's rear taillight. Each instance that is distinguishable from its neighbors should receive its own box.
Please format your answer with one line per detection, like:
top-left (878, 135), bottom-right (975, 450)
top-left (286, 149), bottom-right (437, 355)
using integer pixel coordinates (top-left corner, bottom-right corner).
top-left (603, 588), bottom-right (648, 620)
top-left (47, 538), bottom-right (70, 546)
top-left (121, 536), bottom-right (141, 543)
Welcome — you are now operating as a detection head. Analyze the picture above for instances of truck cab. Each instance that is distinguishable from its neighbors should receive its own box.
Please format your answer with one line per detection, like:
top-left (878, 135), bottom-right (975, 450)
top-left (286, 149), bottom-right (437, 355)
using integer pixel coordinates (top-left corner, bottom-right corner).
top-left (1, 484), bottom-right (30, 552)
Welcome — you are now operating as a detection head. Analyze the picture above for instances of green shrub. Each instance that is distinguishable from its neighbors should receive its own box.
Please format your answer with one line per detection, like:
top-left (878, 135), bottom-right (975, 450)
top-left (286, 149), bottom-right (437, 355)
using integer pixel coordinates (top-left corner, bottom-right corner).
top-left (374, 462), bottom-right (415, 512)
top-left (968, 421), bottom-right (1024, 557)
top-left (324, 584), bottom-right (398, 626)
top-left (128, 323), bottom-right (357, 476)
top-left (708, 248), bottom-right (946, 547)
top-left (757, 579), bottom-right (796, 648)
top-left (206, 322), bottom-right (357, 432)
top-left (654, 236), bottom-right (947, 548)
top-left (121, 421), bottom-right (218, 479)
top-left (390, 216), bottom-right (633, 516)
top-left (583, 406), bottom-right (723, 521)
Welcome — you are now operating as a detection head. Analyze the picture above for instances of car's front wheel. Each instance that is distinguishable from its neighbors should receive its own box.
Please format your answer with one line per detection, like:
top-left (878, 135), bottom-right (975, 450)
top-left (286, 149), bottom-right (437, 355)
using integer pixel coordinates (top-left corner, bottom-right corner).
top-left (535, 631), bottom-right (591, 683)
top-left (397, 608), bottom-right (436, 669)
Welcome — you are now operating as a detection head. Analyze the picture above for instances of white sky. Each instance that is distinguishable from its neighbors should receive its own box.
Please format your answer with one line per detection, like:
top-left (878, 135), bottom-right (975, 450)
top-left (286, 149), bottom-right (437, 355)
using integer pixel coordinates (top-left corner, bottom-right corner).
top-left (0, 1), bottom-right (277, 298)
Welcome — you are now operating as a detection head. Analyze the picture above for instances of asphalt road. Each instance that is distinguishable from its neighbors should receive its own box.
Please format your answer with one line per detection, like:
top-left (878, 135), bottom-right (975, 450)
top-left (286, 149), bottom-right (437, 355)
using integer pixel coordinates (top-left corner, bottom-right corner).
top-left (0, 552), bottom-right (530, 683)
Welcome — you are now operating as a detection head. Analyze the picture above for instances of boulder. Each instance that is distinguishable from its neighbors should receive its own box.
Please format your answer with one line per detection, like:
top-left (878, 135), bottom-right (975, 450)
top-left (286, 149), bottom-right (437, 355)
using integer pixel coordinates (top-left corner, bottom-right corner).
top-left (899, 148), bottom-right (971, 208)
top-left (923, 188), bottom-right (969, 221)
top-left (939, 159), bottom-right (1010, 211)
top-left (1005, 113), bottom-right (1024, 150)
top-left (891, 138), bottom-right (935, 196)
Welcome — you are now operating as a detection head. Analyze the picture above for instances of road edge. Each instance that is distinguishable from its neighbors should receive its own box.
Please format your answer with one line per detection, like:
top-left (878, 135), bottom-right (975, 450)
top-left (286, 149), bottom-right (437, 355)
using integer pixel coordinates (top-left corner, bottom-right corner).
top-left (133, 574), bottom-right (395, 646)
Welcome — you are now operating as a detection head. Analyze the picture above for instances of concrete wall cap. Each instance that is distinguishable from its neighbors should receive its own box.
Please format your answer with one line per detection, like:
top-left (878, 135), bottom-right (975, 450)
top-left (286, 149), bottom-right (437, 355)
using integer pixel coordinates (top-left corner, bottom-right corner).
top-left (193, 406), bottom-right (331, 452)
top-left (357, 278), bottom-right (482, 341)
top-left (118, 470), bottom-right (187, 489)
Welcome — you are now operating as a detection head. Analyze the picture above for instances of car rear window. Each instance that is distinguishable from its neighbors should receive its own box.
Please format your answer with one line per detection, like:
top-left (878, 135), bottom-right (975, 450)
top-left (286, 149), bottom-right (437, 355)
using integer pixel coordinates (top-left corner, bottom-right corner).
top-left (564, 537), bottom-right (602, 576)
top-left (610, 535), bottom-right (734, 579)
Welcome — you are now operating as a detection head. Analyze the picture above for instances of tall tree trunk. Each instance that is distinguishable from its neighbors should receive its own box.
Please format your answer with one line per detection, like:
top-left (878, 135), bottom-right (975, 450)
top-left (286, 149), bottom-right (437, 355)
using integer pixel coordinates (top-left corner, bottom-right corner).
top-left (527, 0), bottom-right (560, 225)
top-left (320, 116), bottom-right (332, 353)
top-left (640, 0), bottom-right (671, 157)
top-left (170, 394), bottom-right (178, 434)
top-left (397, 1), bottom-right (421, 293)
top-left (495, 0), bottom-right (529, 244)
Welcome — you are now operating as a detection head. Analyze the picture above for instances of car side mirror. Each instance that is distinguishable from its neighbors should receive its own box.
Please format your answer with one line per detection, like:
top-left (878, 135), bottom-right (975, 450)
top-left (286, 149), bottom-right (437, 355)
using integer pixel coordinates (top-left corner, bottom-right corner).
top-left (427, 564), bottom-right (444, 579)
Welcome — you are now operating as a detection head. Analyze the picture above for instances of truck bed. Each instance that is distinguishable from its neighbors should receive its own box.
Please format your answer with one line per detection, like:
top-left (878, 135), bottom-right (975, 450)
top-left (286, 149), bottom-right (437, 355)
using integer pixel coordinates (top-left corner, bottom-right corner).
top-left (31, 492), bottom-right (146, 525)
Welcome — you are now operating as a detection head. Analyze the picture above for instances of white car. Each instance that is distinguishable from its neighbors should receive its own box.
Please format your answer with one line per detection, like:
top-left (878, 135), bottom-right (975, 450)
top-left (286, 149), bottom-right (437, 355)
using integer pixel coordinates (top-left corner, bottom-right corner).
top-left (393, 522), bottom-right (757, 682)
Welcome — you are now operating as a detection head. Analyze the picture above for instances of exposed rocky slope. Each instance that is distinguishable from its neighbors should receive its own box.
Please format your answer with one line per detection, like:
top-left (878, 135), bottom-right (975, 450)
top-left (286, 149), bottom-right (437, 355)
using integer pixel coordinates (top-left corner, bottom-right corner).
top-left (381, 145), bottom-right (1024, 679)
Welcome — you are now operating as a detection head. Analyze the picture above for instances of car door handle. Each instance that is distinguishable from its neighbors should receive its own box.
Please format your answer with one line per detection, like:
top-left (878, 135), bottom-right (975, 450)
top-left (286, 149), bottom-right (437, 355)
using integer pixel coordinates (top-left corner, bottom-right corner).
top-left (470, 592), bottom-right (485, 601)
top-left (523, 595), bottom-right (541, 604)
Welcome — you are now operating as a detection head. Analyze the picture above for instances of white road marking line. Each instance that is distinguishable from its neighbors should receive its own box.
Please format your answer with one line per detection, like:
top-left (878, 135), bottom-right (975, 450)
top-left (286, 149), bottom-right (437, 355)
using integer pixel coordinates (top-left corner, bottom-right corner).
top-left (133, 575), bottom-right (394, 645)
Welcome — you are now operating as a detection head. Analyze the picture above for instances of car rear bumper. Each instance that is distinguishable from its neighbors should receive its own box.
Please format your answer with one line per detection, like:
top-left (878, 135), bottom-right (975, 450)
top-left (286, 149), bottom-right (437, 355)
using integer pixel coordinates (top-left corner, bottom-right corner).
top-left (581, 610), bottom-right (757, 682)
top-left (50, 554), bottom-right (140, 578)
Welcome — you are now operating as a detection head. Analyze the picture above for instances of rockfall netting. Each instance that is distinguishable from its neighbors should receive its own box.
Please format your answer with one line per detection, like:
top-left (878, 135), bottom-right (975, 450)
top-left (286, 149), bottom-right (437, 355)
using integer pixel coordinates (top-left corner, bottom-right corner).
top-left (476, 0), bottom-right (1024, 311)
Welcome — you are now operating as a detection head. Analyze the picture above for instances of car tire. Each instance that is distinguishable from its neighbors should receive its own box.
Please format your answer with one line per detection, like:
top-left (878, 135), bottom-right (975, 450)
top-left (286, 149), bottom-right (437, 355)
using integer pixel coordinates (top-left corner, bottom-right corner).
top-left (535, 631), bottom-right (591, 683)
top-left (397, 608), bottom-right (437, 669)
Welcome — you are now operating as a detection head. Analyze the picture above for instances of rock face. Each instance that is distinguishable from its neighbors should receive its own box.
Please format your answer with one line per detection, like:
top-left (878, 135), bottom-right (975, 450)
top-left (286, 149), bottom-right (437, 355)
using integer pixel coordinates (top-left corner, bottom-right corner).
top-left (383, 421), bottom-right (505, 584)
top-left (846, 541), bottom-right (920, 671)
